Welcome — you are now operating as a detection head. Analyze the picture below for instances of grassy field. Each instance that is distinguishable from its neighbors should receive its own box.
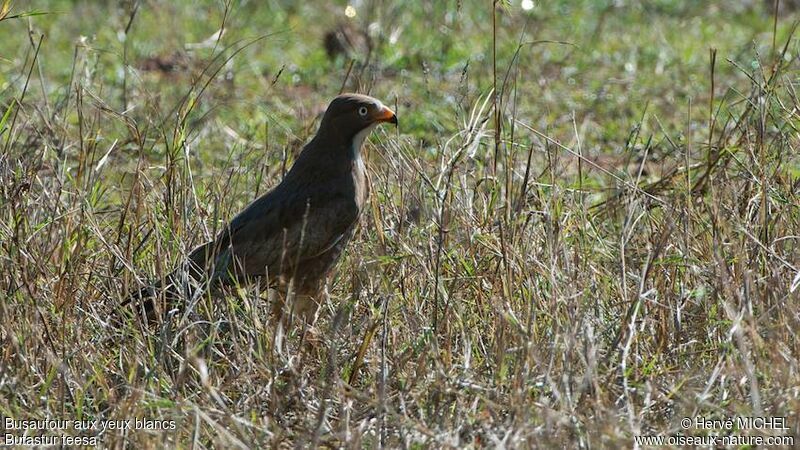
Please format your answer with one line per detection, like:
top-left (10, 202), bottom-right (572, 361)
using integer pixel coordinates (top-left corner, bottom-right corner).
top-left (2, 0), bottom-right (799, 447)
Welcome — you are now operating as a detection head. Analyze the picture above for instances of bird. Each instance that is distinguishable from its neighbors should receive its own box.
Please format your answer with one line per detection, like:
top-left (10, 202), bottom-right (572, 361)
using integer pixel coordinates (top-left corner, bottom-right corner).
top-left (122, 93), bottom-right (397, 325)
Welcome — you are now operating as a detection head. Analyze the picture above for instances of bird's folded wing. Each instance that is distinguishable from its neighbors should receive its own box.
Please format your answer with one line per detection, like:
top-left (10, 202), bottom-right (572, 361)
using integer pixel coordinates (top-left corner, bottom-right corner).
top-left (188, 186), bottom-right (359, 280)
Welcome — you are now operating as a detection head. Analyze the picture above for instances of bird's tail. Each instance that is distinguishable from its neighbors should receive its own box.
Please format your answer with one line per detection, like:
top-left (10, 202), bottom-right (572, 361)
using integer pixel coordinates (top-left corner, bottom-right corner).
top-left (115, 274), bottom-right (178, 326)
top-left (115, 241), bottom-right (218, 326)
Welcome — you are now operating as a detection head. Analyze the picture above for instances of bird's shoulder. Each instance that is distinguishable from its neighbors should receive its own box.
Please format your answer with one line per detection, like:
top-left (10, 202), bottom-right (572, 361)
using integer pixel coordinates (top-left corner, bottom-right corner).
top-left (223, 174), bottom-right (358, 244)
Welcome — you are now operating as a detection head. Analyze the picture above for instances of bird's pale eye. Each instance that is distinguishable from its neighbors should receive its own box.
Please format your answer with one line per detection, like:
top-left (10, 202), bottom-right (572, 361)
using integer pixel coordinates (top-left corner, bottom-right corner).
top-left (358, 106), bottom-right (368, 117)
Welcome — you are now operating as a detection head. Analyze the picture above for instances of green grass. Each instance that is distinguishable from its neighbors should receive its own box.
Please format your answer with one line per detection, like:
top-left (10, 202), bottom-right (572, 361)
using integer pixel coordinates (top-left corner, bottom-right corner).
top-left (2, 0), bottom-right (800, 447)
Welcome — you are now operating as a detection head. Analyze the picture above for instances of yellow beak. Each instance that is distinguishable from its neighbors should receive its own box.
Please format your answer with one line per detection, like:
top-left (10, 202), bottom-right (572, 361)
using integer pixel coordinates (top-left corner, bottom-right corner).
top-left (375, 105), bottom-right (398, 125)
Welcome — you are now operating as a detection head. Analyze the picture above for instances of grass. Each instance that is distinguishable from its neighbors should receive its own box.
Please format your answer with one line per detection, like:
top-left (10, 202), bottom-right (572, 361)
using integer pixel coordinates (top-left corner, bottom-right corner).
top-left (1, 0), bottom-right (799, 447)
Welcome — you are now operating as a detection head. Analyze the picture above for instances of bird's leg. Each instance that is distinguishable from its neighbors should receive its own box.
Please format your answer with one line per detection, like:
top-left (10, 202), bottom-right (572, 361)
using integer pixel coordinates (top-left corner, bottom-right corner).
top-left (270, 279), bottom-right (329, 352)
top-left (272, 277), bottom-right (328, 324)
top-left (294, 282), bottom-right (329, 353)
top-left (294, 283), bottom-right (328, 324)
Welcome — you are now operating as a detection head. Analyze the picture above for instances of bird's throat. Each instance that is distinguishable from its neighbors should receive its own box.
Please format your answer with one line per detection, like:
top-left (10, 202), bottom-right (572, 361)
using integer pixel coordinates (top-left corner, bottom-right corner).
top-left (351, 123), bottom-right (378, 161)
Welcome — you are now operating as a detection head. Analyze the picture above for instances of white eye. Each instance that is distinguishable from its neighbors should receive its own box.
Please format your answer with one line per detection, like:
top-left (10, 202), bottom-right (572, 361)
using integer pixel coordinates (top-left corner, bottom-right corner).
top-left (358, 106), bottom-right (368, 117)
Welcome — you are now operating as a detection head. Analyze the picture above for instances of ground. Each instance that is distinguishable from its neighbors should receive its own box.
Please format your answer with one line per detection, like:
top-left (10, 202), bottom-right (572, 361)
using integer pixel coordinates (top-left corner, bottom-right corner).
top-left (1, 0), bottom-right (799, 448)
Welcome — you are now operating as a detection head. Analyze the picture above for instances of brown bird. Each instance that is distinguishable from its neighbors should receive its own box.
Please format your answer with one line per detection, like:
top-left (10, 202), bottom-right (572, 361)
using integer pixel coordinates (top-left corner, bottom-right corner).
top-left (124, 93), bottom-right (397, 324)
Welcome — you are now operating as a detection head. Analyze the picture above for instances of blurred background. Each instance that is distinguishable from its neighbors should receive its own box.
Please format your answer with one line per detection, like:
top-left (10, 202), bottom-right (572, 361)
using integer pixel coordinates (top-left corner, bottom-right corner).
top-left (2, 1), bottom-right (799, 447)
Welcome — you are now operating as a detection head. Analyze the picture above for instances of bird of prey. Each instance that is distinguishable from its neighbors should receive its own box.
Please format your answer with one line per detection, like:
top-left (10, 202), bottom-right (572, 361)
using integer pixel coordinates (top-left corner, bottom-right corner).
top-left (123, 93), bottom-right (397, 324)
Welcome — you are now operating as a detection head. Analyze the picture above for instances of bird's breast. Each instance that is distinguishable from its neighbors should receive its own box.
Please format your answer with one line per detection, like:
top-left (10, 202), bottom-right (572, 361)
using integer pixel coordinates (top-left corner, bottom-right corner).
top-left (352, 154), bottom-right (369, 209)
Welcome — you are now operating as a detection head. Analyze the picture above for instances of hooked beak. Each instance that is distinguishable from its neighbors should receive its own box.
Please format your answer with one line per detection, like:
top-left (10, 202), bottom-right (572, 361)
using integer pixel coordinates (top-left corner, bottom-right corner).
top-left (375, 105), bottom-right (398, 126)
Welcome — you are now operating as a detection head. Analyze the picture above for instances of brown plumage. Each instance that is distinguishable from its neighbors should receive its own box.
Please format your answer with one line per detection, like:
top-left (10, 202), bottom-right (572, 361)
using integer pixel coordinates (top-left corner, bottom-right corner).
top-left (123, 94), bottom-right (397, 323)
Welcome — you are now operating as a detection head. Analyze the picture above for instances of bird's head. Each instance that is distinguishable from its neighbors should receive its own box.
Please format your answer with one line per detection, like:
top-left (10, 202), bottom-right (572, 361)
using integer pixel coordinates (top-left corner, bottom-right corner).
top-left (317, 93), bottom-right (397, 148)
